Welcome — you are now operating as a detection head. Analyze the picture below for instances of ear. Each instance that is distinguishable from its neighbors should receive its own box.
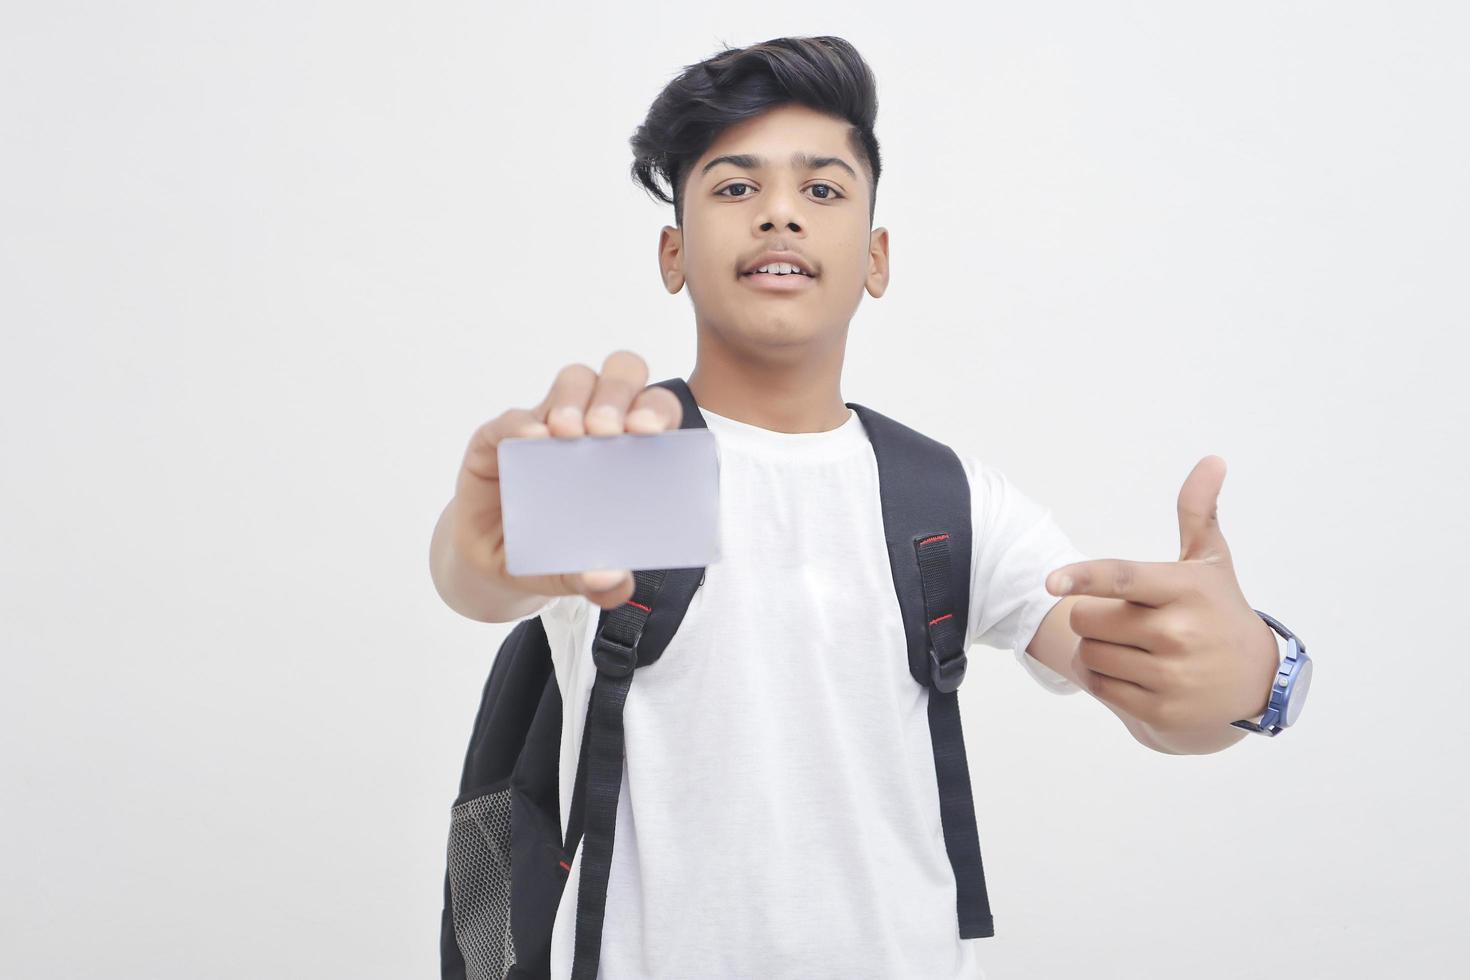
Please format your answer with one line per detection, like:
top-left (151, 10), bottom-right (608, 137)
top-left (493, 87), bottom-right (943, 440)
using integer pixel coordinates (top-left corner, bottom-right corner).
top-left (658, 225), bottom-right (685, 294)
top-left (866, 226), bottom-right (890, 298)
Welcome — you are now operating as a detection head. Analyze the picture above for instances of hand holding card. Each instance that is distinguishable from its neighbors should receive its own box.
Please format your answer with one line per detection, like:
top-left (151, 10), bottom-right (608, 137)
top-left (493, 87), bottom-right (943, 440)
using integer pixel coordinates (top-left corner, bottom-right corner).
top-left (432, 350), bottom-right (702, 618)
top-left (498, 425), bottom-right (720, 577)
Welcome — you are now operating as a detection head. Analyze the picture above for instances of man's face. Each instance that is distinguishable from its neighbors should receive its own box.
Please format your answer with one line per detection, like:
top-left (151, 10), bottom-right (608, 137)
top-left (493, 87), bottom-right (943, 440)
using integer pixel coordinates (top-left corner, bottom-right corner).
top-left (659, 102), bottom-right (889, 357)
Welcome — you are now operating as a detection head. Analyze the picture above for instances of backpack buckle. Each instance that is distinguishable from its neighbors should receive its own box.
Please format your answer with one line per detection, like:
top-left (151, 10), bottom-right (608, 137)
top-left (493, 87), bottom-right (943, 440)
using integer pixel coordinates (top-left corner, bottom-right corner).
top-left (928, 645), bottom-right (968, 694)
top-left (593, 629), bottom-right (642, 678)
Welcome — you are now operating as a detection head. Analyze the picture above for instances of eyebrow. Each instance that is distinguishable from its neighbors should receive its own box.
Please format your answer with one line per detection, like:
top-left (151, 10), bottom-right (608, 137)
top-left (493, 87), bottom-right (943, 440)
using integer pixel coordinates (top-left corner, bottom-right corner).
top-left (700, 151), bottom-right (858, 181)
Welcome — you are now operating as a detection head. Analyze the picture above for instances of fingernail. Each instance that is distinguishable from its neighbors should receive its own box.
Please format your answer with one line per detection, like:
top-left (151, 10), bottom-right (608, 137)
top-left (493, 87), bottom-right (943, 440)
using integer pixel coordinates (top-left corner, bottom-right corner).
top-left (1056, 575), bottom-right (1073, 594)
top-left (626, 408), bottom-right (659, 430)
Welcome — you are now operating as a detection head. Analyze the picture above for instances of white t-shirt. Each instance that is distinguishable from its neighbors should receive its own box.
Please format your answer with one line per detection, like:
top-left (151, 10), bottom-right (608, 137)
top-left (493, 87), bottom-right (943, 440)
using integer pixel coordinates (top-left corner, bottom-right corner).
top-left (514, 405), bottom-right (1088, 980)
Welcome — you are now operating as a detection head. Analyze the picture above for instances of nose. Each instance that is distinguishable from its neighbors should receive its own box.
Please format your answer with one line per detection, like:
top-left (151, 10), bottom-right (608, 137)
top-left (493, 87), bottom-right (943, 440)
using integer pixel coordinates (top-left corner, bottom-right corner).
top-left (755, 184), bottom-right (805, 234)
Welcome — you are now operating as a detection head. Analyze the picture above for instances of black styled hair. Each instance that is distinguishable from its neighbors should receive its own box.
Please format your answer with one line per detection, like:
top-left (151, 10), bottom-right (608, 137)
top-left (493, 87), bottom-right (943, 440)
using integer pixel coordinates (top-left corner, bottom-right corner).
top-left (629, 35), bottom-right (882, 229)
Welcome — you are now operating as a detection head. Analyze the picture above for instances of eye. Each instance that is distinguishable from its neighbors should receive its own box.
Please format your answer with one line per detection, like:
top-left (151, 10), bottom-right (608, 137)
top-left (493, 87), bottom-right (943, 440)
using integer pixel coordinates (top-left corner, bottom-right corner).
top-left (715, 181), bottom-right (845, 201)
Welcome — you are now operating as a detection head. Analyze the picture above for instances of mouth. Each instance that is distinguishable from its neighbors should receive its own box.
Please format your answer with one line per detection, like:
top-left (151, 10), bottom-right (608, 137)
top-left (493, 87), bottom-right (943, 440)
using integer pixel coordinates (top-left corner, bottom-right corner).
top-left (739, 270), bottom-right (818, 291)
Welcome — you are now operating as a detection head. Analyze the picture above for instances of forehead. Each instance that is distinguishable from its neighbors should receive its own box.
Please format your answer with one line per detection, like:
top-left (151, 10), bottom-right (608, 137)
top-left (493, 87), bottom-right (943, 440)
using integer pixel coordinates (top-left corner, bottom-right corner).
top-left (696, 103), bottom-right (853, 167)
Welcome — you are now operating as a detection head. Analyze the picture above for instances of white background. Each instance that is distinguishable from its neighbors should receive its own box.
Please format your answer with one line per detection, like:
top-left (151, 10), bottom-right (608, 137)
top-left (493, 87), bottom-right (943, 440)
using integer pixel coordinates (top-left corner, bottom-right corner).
top-left (2, 3), bottom-right (1465, 977)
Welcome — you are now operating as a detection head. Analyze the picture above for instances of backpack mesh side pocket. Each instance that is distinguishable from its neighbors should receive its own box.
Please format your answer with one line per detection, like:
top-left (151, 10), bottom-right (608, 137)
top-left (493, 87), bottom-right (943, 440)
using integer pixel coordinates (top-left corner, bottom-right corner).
top-left (447, 781), bottom-right (517, 980)
top-left (443, 616), bottom-right (568, 980)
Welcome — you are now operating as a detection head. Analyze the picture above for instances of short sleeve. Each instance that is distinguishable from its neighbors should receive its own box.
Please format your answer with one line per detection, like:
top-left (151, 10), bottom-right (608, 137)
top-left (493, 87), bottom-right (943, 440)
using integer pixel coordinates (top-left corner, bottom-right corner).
top-left (528, 593), bottom-right (589, 691)
top-left (963, 455), bottom-right (1089, 695)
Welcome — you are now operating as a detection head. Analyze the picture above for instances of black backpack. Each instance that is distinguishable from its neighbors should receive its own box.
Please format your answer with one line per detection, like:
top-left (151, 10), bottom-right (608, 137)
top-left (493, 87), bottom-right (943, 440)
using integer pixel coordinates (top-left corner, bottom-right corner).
top-left (440, 376), bottom-right (995, 980)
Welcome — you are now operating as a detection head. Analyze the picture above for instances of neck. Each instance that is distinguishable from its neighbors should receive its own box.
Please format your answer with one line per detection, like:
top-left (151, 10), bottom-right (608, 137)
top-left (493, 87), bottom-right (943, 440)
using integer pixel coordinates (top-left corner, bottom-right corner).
top-left (686, 327), bottom-right (851, 434)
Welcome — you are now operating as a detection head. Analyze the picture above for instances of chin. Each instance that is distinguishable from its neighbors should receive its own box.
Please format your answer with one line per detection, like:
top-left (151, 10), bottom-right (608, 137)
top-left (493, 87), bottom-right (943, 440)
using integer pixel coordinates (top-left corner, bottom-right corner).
top-left (729, 313), bottom-right (830, 351)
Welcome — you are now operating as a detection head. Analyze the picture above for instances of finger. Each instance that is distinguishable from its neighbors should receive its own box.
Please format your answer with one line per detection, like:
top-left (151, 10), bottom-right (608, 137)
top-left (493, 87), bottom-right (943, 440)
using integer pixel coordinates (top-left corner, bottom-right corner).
top-left (625, 384), bottom-right (684, 433)
top-left (1067, 596), bottom-right (1164, 655)
top-left (584, 350), bottom-right (651, 437)
top-left (459, 408), bottom-right (550, 488)
top-left (449, 409), bottom-right (549, 577)
top-left (1074, 653), bottom-right (1155, 719)
top-left (537, 363), bottom-right (601, 438)
top-left (1088, 673), bottom-right (1155, 722)
top-left (1047, 558), bottom-right (1201, 608)
top-left (574, 568), bottom-right (638, 610)
top-left (1076, 637), bottom-right (1164, 691)
top-left (481, 566), bottom-right (637, 610)
top-left (1177, 454), bottom-right (1233, 566)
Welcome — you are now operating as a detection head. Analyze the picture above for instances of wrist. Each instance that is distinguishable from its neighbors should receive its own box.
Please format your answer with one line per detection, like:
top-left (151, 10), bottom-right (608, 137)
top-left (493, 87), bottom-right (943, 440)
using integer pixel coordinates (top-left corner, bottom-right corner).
top-left (1240, 619), bottom-right (1291, 725)
top-left (1231, 609), bottom-right (1313, 736)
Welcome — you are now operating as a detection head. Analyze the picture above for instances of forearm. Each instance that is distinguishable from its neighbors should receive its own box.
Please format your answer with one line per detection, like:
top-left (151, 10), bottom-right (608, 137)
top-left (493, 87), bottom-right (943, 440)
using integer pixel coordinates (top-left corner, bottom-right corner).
top-left (429, 503), bottom-right (545, 623)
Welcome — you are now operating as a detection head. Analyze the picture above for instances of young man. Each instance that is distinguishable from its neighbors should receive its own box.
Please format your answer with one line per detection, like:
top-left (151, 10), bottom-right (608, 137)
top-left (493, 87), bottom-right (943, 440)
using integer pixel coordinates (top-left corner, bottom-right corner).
top-left (430, 35), bottom-right (1293, 980)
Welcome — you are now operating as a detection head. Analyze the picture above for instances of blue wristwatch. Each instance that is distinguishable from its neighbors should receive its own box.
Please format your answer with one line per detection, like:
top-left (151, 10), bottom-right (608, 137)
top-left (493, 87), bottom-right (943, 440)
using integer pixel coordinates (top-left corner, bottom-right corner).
top-left (1231, 610), bottom-right (1312, 737)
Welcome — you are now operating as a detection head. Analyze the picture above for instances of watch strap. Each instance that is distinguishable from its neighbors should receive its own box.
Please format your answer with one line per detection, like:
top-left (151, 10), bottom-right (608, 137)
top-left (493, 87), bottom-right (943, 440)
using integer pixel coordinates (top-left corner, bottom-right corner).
top-left (1241, 628), bottom-right (1292, 725)
top-left (1231, 610), bottom-right (1297, 736)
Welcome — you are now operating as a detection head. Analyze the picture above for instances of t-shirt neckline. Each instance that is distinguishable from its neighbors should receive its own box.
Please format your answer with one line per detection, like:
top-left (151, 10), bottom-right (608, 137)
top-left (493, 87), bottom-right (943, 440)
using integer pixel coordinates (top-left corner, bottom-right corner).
top-left (696, 404), bottom-right (867, 461)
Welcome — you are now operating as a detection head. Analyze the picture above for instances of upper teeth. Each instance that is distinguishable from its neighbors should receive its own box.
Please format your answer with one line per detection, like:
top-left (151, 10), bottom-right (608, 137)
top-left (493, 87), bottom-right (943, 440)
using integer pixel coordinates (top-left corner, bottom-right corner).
top-left (752, 263), bottom-right (809, 276)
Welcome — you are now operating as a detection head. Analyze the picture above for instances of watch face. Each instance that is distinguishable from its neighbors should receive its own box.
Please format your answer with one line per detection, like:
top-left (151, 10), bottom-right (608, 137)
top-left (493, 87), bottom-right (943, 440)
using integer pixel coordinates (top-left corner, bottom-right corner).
top-left (1284, 656), bottom-right (1313, 726)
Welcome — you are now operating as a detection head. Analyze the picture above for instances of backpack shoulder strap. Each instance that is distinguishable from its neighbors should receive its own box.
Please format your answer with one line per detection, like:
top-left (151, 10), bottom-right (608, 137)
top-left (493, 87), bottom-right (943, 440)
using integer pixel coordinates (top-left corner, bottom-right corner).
top-left (845, 402), bottom-right (972, 690)
top-left (847, 400), bottom-right (996, 940)
top-left (566, 376), bottom-right (709, 980)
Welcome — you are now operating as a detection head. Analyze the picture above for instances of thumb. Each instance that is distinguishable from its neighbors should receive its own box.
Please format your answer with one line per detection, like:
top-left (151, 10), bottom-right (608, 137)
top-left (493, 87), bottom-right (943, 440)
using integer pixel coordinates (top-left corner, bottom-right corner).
top-left (575, 568), bottom-right (635, 609)
top-left (1177, 455), bottom-right (1233, 565)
